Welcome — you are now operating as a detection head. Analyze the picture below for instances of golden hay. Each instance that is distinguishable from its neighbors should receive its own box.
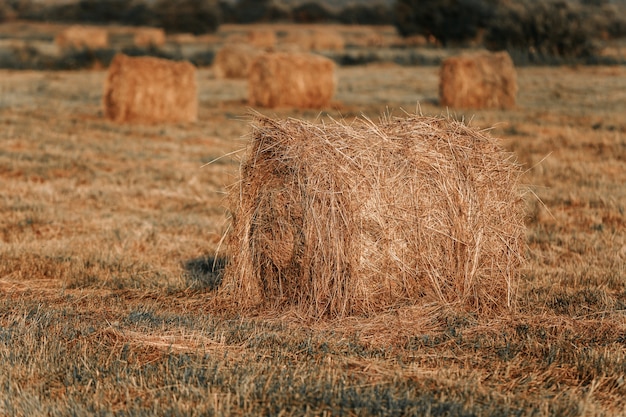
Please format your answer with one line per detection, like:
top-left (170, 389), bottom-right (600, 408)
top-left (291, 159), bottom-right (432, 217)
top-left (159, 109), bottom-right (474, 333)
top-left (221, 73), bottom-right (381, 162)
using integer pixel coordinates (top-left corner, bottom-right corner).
top-left (439, 51), bottom-right (518, 109)
top-left (133, 27), bottom-right (166, 48)
top-left (55, 25), bottom-right (108, 50)
top-left (213, 43), bottom-right (262, 79)
top-left (247, 29), bottom-right (277, 49)
top-left (221, 114), bottom-right (526, 318)
top-left (247, 52), bottom-right (336, 108)
top-left (103, 53), bottom-right (197, 124)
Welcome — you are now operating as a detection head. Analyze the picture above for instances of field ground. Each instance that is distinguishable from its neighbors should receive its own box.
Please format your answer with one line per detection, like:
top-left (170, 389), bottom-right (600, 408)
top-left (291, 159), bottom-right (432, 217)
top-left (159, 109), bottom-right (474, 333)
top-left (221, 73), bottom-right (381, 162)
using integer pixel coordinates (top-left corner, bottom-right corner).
top-left (0, 60), bottom-right (625, 415)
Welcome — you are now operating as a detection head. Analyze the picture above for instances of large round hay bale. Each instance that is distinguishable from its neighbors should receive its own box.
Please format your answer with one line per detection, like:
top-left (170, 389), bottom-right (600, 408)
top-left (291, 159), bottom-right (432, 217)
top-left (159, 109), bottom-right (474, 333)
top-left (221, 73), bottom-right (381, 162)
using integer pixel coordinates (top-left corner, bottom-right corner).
top-left (213, 43), bottom-right (262, 79)
top-left (134, 27), bottom-right (166, 48)
top-left (55, 25), bottom-right (108, 50)
top-left (103, 53), bottom-right (197, 124)
top-left (439, 50), bottom-right (518, 109)
top-left (221, 114), bottom-right (526, 318)
top-left (247, 52), bottom-right (335, 109)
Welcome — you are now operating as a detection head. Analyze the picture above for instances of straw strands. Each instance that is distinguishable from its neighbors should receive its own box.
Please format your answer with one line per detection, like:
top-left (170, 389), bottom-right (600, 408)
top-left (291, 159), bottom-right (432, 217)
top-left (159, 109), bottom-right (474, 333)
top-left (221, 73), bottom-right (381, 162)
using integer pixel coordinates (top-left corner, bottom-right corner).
top-left (221, 114), bottom-right (526, 319)
top-left (247, 52), bottom-right (336, 108)
top-left (103, 53), bottom-right (197, 124)
top-left (439, 50), bottom-right (518, 109)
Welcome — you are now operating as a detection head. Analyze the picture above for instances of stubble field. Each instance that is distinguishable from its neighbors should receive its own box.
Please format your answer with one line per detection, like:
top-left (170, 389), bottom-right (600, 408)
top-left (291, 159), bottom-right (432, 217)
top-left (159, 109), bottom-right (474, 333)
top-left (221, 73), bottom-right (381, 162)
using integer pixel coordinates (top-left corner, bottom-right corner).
top-left (0, 45), bottom-right (625, 415)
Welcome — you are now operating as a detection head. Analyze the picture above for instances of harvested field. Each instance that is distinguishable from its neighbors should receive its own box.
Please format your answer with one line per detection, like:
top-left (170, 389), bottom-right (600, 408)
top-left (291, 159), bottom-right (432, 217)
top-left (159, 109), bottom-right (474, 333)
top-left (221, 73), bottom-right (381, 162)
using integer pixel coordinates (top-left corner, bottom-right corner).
top-left (0, 27), bottom-right (625, 416)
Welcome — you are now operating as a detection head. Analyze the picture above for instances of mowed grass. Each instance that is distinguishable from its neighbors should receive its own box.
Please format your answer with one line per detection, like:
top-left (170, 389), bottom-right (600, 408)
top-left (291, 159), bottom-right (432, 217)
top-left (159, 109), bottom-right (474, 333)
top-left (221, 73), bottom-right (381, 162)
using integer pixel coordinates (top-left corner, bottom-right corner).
top-left (0, 63), bottom-right (625, 416)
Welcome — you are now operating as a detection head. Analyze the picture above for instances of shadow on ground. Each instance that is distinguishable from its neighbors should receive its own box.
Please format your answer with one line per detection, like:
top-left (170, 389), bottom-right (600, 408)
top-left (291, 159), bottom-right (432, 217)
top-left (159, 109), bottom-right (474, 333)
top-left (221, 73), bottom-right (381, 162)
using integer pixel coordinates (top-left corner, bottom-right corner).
top-left (183, 255), bottom-right (227, 291)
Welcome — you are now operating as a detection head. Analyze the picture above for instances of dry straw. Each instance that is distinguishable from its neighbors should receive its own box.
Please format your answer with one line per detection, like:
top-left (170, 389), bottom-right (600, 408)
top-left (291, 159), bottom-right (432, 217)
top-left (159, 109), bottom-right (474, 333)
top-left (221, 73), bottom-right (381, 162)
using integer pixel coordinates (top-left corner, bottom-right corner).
top-left (247, 52), bottom-right (336, 108)
top-left (133, 27), bottom-right (166, 48)
top-left (221, 114), bottom-right (526, 319)
top-left (213, 44), bottom-right (262, 79)
top-left (103, 53), bottom-right (197, 124)
top-left (55, 25), bottom-right (108, 50)
top-left (439, 50), bottom-right (518, 109)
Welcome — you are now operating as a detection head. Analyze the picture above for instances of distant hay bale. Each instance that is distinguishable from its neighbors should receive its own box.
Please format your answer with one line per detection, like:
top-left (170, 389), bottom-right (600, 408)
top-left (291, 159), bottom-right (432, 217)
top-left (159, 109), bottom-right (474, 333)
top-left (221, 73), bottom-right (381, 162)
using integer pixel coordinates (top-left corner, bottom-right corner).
top-left (169, 33), bottom-right (197, 44)
top-left (55, 25), bottom-right (108, 50)
top-left (213, 43), bottom-right (262, 79)
top-left (283, 29), bottom-right (344, 51)
top-left (439, 51), bottom-right (518, 109)
top-left (221, 114), bottom-right (526, 318)
top-left (103, 53), bottom-right (197, 124)
top-left (401, 34), bottom-right (429, 47)
top-left (134, 27), bottom-right (166, 48)
top-left (247, 29), bottom-right (277, 49)
top-left (311, 29), bottom-right (345, 51)
top-left (247, 52), bottom-right (335, 108)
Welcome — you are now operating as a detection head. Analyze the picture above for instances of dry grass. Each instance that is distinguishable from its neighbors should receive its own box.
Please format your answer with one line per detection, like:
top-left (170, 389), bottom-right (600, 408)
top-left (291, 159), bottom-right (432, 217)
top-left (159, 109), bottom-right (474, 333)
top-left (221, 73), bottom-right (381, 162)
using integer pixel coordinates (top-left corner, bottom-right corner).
top-left (221, 114), bottom-right (525, 318)
top-left (0, 58), bottom-right (625, 415)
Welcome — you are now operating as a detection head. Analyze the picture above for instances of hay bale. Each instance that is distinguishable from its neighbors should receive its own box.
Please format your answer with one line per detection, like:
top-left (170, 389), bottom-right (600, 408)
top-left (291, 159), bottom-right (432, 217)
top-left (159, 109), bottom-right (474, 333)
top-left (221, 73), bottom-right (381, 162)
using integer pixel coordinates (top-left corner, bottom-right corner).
top-left (103, 53), bottom-right (197, 124)
top-left (221, 114), bottom-right (526, 318)
top-left (283, 29), bottom-right (345, 51)
top-left (311, 29), bottom-right (345, 51)
top-left (169, 33), bottom-right (197, 44)
top-left (55, 25), bottom-right (108, 50)
top-left (213, 43), bottom-right (262, 79)
top-left (134, 27), bottom-right (166, 48)
top-left (247, 29), bottom-right (277, 49)
top-left (439, 51), bottom-right (518, 109)
top-left (247, 52), bottom-right (335, 108)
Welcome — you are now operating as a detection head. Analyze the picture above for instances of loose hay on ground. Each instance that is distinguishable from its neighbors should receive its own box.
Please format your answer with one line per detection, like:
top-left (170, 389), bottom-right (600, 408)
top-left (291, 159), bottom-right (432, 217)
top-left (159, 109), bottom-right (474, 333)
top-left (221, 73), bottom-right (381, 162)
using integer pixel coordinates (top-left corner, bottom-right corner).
top-left (247, 52), bottom-right (336, 108)
top-left (103, 53), bottom-right (197, 124)
top-left (220, 114), bottom-right (526, 319)
top-left (439, 50), bottom-right (518, 109)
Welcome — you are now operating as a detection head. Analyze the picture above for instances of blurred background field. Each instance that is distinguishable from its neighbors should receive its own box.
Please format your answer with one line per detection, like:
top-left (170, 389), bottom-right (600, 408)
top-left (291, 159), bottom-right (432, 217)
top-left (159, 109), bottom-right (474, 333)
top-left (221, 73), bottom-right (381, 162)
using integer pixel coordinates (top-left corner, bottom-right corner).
top-left (0, 0), bottom-right (625, 415)
top-left (1, 0), bottom-right (626, 70)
